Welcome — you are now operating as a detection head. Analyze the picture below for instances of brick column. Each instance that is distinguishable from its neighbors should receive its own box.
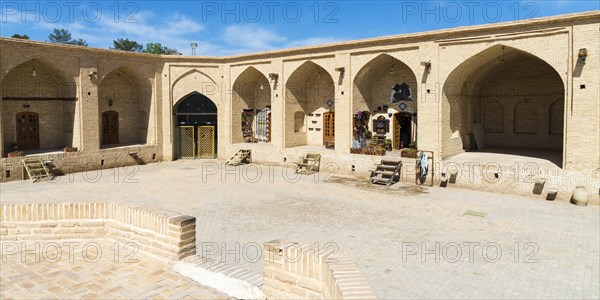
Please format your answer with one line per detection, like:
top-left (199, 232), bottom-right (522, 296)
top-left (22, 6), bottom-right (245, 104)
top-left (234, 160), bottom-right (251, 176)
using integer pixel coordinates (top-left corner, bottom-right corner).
top-left (79, 62), bottom-right (100, 151)
top-left (335, 53), bottom-right (352, 155)
top-left (168, 215), bottom-right (196, 260)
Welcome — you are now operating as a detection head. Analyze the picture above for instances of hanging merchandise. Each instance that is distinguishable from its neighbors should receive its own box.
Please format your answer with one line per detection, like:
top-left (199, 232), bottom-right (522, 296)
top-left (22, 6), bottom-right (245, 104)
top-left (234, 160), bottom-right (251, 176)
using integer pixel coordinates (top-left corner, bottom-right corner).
top-left (242, 109), bottom-right (254, 141)
top-left (255, 107), bottom-right (271, 142)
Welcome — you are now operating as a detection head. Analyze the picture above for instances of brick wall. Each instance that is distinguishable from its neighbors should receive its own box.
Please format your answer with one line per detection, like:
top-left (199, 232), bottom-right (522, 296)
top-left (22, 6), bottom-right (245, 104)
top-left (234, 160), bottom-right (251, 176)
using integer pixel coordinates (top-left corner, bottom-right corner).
top-left (262, 240), bottom-right (376, 299)
top-left (0, 202), bottom-right (196, 261)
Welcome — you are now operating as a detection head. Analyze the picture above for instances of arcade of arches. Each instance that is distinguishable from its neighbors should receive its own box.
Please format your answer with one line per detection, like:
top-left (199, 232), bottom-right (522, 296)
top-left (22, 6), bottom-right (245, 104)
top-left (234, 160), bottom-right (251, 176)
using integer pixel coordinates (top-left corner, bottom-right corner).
top-left (1, 11), bottom-right (598, 201)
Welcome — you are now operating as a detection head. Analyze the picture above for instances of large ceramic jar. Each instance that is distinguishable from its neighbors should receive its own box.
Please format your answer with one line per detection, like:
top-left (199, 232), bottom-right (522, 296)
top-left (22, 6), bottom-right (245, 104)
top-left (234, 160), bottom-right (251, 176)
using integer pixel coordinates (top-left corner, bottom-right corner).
top-left (572, 186), bottom-right (589, 206)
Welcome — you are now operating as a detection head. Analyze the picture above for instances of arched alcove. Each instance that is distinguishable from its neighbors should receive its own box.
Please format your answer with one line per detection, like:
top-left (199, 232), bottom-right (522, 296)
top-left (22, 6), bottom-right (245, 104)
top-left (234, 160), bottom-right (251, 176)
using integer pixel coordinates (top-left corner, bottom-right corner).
top-left (98, 67), bottom-right (152, 147)
top-left (353, 54), bottom-right (418, 151)
top-left (2, 58), bottom-right (76, 154)
top-left (232, 67), bottom-right (271, 143)
top-left (285, 61), bottom-right (335, 148)
top-left (442, 44), bottom-right (565, 166)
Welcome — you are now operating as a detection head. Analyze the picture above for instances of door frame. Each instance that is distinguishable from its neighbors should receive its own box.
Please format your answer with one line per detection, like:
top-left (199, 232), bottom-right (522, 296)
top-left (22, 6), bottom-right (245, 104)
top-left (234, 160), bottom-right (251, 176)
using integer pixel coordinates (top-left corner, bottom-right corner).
top-left (323, 111), bottom-right (335, 146)
top-left (101, 110), bottom-right (119, 145)
top-left (16, 111), bottom-right (40, 150)
top-left (394, 112), bottom-right (413, 149)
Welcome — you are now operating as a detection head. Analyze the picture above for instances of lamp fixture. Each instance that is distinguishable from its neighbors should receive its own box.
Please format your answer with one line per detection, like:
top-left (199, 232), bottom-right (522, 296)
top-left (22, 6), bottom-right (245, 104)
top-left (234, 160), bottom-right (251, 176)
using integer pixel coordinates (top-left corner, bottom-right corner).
top-left (335, 67), bottom-right (345, 73)
top-left (578, 48), bottom-right (588, 64)
top-left (268, 73), bottom-right (278, 81)
top-left (497, 46), bottom-right (506, 63)
top-left (420, 60), bottom-right (432, 73)
top-left (32, 68), bottom-right (36, 77)
top-left (108, 99), bottom-right (113, 107)
top-left (88, 70), bottom-right (97, 79)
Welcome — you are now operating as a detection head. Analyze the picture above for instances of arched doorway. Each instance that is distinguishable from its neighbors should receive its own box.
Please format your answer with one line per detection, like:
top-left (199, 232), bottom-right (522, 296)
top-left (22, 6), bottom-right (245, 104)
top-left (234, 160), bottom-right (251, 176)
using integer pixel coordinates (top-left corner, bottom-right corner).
top-left (393, 112), bottom-right (413, 149)
top-left (442, 45), bottom-right (564, 166)
top-left (353, 54), bottom-right (418, 152)
top-left (285, 61), bottom-right (335, 148)
top-left (174, 92), bottom-right (218, 159)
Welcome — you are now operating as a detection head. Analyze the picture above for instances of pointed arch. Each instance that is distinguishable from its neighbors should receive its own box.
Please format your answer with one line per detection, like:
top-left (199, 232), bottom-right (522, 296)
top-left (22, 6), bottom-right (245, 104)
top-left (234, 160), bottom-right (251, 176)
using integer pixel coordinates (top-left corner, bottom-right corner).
top-left (171, 69), bottom-right (219, 105)
top-left (284, 61), bottom-right (335, 148)
top-left (172, 68), bottom-right (217, 89)
top-left (441, 44), bottom-right (565, 165)
top-left (352, 53), bottom-right (418, 151)
top-left (2, 58), bottom-right (77, 152)
top-left (232, 67), bottom-right (272, 143)
top-left (99, 67), bottom-right (152, 146)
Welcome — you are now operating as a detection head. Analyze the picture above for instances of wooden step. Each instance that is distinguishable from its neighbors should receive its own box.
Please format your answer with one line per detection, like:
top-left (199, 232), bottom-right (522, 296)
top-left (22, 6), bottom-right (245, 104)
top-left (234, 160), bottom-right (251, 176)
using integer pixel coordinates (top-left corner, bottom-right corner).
top-left (371, 170), bottom-right (395, 176)
top-left (375, 165), bottom-right (398, 170)
top-left (380, 159), bottom-right (402, 165)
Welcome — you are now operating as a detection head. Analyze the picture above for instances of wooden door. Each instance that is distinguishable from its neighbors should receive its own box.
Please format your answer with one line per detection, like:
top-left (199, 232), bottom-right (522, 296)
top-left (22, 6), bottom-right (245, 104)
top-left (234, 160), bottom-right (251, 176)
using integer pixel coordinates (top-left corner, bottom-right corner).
top-left (323, 112), bottom-right (335, 146)
top-left (101, 111), bottom-right (119, 145)
top-left (197, 126), bottom-right (215, 159)
top-left (16, 112), bottom-right (40, 150)
top-left (394, 114), bottom-right (401, 149)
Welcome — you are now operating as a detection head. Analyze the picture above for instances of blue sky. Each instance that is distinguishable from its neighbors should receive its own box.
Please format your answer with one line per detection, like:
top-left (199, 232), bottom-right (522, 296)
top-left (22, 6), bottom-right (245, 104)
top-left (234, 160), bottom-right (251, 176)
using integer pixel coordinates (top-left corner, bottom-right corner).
top-left (1, 1), bottom-right (598, 55)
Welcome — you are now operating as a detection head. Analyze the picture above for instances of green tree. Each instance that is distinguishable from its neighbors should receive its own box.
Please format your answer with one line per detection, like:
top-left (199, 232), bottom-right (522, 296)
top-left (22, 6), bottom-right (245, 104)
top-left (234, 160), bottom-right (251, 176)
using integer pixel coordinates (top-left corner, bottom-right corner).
top-left (111, 38), bottom-right (143, 52)
top-left (143, 43), bottom-right (182, 55)
top-left (48, 28), bottom-right (87, 46)
top-left (11, 34), bottom-right (29, 39)
top-left (70, 39), bottom-right (88, 46)
top-left (162, 47), bottom-right (181, 55)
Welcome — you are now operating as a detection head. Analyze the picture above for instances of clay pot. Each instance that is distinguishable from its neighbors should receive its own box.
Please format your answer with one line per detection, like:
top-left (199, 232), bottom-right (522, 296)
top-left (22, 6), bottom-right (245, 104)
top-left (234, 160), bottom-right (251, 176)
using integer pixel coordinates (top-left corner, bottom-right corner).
top-left (8, 151), bottom-right (24, 158)
top-left (572, 186), bottom-right (589, 206)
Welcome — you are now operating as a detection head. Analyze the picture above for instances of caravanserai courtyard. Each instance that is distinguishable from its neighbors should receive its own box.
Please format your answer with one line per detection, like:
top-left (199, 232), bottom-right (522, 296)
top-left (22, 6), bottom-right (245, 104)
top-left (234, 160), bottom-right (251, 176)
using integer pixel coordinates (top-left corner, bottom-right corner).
top-left (2, 161), bottom-right (598, 299)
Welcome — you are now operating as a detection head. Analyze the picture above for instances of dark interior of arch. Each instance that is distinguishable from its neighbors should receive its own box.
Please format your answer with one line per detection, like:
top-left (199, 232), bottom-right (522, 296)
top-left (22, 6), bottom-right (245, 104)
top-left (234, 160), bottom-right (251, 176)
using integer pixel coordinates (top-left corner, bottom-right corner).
top-left (176, 92), bottom-right (217, 114)
top-left (175, 92), bottom-right (217, 125)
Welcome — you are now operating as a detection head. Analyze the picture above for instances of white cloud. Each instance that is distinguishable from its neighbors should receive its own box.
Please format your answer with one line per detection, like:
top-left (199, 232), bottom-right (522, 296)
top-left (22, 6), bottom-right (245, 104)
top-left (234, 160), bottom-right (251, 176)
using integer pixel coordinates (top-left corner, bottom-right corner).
top-left (1, 7), bottom-right (345, 56)
top-left (222, 25), bottom-right (286, 51)
top-left (220, 24), bottom-right (344, 54)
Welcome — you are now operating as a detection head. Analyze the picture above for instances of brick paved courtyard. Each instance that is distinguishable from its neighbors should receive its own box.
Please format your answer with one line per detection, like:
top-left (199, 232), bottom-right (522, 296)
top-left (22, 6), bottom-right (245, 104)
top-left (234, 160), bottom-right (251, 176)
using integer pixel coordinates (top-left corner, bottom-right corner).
top-left (0, 239), bottom-right (229, 299)
top-left (1, 160), bottom-right (599, 299)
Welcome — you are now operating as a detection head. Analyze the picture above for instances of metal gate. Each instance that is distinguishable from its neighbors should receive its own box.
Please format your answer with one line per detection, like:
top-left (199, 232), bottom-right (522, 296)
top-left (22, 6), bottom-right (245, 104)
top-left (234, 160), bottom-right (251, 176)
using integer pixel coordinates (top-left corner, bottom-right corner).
top-left (178, 126), bottom-right (195, 159)
top-left (197, 126), bottom-right (215, 159)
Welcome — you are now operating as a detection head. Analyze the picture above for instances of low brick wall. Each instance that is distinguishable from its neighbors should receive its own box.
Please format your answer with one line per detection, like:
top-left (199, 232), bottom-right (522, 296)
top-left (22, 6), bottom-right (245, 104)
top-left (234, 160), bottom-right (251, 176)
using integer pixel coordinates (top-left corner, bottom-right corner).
top-left (0, 202), bottom-right (195, 261)
top-left (262, 240), bottom-right (376, 300)
top-left (0, 144), bottom-right (160, 182)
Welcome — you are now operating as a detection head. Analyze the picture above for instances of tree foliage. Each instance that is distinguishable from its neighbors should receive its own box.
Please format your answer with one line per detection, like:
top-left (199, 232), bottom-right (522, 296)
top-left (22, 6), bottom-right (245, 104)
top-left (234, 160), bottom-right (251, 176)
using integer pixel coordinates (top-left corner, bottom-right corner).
top-left (48, 29), bottom-right (88, 46)
top-left (143, 43), bottom-right (181, 55)
top-left (11, 34), bottom-right (29, 39)
top-left (111, 38), bottom-right (143, 52)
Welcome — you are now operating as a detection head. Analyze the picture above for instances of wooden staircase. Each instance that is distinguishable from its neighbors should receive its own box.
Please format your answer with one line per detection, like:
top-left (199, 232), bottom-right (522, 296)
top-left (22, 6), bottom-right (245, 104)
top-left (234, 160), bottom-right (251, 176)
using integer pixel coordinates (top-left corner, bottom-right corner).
top-left (226, 150), bottom-right (252, 166)
top-left (21, 158), bottom-right (53, 182)
top-left (370, 159), bottom-right (402, 186)
top-left (294, 153), bottom-right (321, 174)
